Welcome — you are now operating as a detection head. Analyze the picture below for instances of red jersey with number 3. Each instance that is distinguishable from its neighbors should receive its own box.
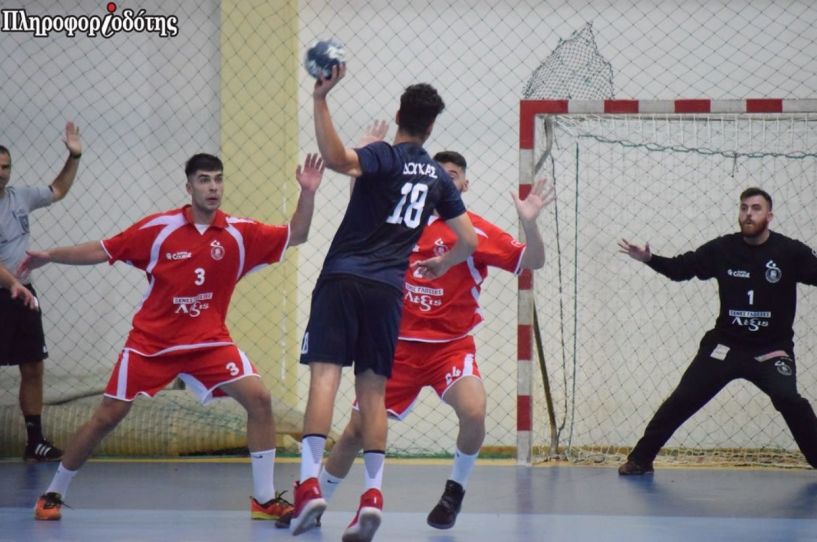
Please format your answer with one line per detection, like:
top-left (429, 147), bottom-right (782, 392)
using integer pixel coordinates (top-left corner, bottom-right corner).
top-left (399, 211), bottom-right (526, 342)
top-left (100, 205), bottom-right (289, 356)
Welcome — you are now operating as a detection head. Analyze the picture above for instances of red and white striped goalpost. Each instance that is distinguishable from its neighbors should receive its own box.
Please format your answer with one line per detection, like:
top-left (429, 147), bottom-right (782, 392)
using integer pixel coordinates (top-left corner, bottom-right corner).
top-left (516, 98), bottom-right (817, 465)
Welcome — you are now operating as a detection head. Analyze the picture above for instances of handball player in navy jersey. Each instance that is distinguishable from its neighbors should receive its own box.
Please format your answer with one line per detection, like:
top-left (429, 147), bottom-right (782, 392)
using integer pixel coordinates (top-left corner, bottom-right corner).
top-left (289, 63), bottom-right (476, 542)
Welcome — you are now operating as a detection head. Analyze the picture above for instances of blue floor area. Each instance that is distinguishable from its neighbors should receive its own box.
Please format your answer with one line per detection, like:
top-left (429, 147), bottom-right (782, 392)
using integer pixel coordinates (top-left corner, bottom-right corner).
top-left (3, 460), bottom-right (817, 541)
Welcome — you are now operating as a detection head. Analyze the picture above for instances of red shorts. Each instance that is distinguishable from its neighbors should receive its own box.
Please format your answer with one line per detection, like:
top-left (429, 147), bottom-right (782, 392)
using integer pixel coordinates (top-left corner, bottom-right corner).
top-left (104, 345), bottom-right (258, 404)
top-left (376, 335), bottom-right (481, 420)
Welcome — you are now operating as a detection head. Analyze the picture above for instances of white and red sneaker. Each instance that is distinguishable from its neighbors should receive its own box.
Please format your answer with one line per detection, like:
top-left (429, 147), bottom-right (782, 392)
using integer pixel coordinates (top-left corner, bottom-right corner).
top-left (289, 477), bottom-right (326, 535)
top-left (342, 488), bottom-right (383, 542)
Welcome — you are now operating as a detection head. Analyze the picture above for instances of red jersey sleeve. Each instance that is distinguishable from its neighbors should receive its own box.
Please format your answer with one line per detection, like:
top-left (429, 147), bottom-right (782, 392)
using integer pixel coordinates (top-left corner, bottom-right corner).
top-left (471, 215), bottom-right (526, 274)
top-left (101, 213), bottom-right (166, 271)
top-left (231, 219), bottom-right (290, 277)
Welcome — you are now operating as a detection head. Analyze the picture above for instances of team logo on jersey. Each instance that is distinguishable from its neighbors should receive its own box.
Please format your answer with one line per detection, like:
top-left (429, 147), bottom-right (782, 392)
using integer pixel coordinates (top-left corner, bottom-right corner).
top-left (775, 358), bottom-right (793, 376)
top-left (210, 240), bottom-right (225, 261)
top-left (765, 260), bottom-right (782, 283)
top-left (166, 251), bottom-right (192, 261)
top-left (727, 269), bottom-right (750, 278)
top-left (433, 238), bottom-right (449, 256)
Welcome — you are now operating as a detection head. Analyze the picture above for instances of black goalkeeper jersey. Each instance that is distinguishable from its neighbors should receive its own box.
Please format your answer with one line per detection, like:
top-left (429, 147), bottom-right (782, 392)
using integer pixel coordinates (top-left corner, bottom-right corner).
top-left (647, 231), bottom-right (817, 351)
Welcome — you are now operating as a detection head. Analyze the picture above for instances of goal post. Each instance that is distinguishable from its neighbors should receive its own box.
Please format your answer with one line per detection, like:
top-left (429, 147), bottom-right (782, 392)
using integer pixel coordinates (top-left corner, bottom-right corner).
top-left (519, 98), bottom-right (817, 467)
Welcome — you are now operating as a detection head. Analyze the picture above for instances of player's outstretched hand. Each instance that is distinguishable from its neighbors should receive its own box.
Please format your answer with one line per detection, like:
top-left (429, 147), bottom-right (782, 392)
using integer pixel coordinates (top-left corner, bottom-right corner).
top-left (618, 239), bottom-right (652, 262)
top-left (64, 122), bottom-right (82, 157)
top-left (357, 120), bottom-right (389, 147)
top-left (313, 63), bottom-right (346, 99)
top-left (17, 250), bottom-right (51, 278)
top-left (10, 281), bottom-right (38, 311)
top-left (296, 153), bottom-right (325, 194)
top-left (511, 177), bottom-right (555, 223)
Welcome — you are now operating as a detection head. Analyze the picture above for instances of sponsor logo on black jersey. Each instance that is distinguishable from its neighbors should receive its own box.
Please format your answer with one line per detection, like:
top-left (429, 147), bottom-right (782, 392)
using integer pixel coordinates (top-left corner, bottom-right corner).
top-left (727, 269), bottom-right (750, 278)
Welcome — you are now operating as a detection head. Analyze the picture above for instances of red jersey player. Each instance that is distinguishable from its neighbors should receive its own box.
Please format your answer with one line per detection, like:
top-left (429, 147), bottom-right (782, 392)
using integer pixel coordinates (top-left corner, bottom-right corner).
top-left (281, 144), bottom-right (554, 531)
top-left (23, 152), bottom-right (324, 523)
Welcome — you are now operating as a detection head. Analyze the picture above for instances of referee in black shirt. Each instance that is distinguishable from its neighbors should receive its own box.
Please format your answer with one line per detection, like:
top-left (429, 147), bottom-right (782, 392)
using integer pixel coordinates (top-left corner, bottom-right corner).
top-left (618, 187), bottom-right (817, 474)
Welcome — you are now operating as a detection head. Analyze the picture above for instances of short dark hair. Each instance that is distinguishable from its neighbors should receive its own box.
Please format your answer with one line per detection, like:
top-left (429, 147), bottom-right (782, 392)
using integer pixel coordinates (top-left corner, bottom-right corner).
top-left (740, 187), bottom-right (773, 210)
top-left (185, 153), bottom-right (223, 178)
top-left (0, 145), bottom-right (10, 157)
top-left (433, 151), bottom-right (467, 171)
top-left (397, 83), bottom-right (445, 138)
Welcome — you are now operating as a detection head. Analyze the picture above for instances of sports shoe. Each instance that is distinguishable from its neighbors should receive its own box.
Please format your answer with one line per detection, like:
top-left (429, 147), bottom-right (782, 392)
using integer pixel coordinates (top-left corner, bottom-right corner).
top-left (618, 459), bottom-right (654, 475)
top-left (24, 440), bottom-right (63, 463)
top-left (342, 488), bottom-right (383, 542)
top-left (34, 492), bottom-right (67, 521)
top-left (289, 477), bottom-right (326, 535)
top-left (274, 509), bottom-right (321, 529)
top-left (426, 479), bottom-right (465, 529)
top-left (250, 490), bottom-right (294, 521)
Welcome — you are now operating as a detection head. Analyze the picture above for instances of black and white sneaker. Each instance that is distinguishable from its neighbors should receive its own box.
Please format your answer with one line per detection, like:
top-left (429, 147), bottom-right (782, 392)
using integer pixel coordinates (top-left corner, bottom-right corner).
top-left (427, 479), bottom-right (465, 529)
top-left (24, 440), bottom-right (63, 463)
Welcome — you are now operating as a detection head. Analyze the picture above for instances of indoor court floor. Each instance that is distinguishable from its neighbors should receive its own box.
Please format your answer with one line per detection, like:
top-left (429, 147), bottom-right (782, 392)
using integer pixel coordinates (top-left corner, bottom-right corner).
top-left (3, 458), bottom-right (817, 541)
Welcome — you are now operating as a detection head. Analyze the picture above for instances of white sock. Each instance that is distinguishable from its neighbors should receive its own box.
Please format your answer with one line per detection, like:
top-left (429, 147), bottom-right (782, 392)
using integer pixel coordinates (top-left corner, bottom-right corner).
top-left (300, 435), bottom-right (326, 482)
top-left (318, 467), bottom-right (345, 502)
top-left (363, 450), bottom-right (385, 491)
top-left (46, 463), bottom-right (78, 498)
top-left (449, 447), bottom-right (478, 489)
top-left (249, 448), bottom-right (276, 503)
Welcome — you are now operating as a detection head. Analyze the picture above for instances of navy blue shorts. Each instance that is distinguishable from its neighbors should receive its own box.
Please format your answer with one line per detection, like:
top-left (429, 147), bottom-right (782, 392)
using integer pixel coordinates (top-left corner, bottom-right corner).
top-left (299, 274), bottom-right (403, 377)
top-left (0, 283), bottom-right (48, 366)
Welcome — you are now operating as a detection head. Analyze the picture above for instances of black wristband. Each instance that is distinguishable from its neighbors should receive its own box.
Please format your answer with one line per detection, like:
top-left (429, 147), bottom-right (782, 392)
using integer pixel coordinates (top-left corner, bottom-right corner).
top-left (69, 152), bottom-right (82, 159)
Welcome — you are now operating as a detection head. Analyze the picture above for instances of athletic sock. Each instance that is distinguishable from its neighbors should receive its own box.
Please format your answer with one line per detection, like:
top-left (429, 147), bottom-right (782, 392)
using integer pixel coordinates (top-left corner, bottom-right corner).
top-left (46, 463), bottom-right (78, 498)
top-left (24, 415), bottom-right (43, 444)
top-left (362, 450), bottom-right (385, 491)
top-left (300, 434), bottom-right (326, 482)
top-left (318, 466), bottom-right (345, 502)
top-left (249, 448), bottom-right (276, 503)
top-left (449, 447), bottom-right (479, 489)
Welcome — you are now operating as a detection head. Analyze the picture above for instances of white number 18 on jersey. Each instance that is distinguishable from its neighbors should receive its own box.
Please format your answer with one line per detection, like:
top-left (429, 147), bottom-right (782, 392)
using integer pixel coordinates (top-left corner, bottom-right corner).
top-left (386, 182), bottom-right (428, 229)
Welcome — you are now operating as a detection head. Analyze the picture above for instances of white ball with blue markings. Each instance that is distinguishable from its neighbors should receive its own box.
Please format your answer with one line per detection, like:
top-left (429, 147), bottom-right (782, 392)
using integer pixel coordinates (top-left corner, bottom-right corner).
top-left (304, 38), bottom-right (347, 79)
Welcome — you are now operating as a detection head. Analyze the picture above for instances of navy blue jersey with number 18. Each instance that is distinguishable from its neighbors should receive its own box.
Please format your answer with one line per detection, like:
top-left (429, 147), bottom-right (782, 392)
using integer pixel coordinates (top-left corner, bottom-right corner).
top-left (319, 141), bottom-right (466, 290)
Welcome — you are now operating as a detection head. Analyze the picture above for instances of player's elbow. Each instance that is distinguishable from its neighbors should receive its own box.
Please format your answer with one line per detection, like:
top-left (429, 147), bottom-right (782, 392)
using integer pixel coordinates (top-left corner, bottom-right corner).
top-left (524, 253), bottom-right (545, 271)
top-left (289, 227), bottom-right (308, 247)
top-left (322, 148), bottom-right (361, 177)
top-left (50, 185), bottom-right (67, 202)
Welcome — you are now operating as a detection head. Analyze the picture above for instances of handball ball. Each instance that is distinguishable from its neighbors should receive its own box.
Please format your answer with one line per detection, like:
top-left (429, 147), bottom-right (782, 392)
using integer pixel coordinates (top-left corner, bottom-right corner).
top-left (304, 38), bottom-right (347, 79)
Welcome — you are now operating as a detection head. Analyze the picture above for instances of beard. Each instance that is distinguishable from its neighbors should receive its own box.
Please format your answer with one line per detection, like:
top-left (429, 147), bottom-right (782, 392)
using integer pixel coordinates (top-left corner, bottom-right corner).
top-left (740, 218), bottom-right (769, 238)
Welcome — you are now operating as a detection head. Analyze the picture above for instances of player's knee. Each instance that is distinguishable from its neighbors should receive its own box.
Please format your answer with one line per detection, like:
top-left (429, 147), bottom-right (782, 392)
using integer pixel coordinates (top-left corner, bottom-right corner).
top-left (456, 403), bottom-right (486, 428)
top-left (246, 387), bottom-right (272, 416)
top-left (92, 405), bottom-right (129, 431)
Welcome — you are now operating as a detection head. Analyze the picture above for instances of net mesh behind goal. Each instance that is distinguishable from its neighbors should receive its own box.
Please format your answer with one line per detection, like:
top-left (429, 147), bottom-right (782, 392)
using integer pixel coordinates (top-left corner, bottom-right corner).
top-left (522, 100), bottom-right (817, 467)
